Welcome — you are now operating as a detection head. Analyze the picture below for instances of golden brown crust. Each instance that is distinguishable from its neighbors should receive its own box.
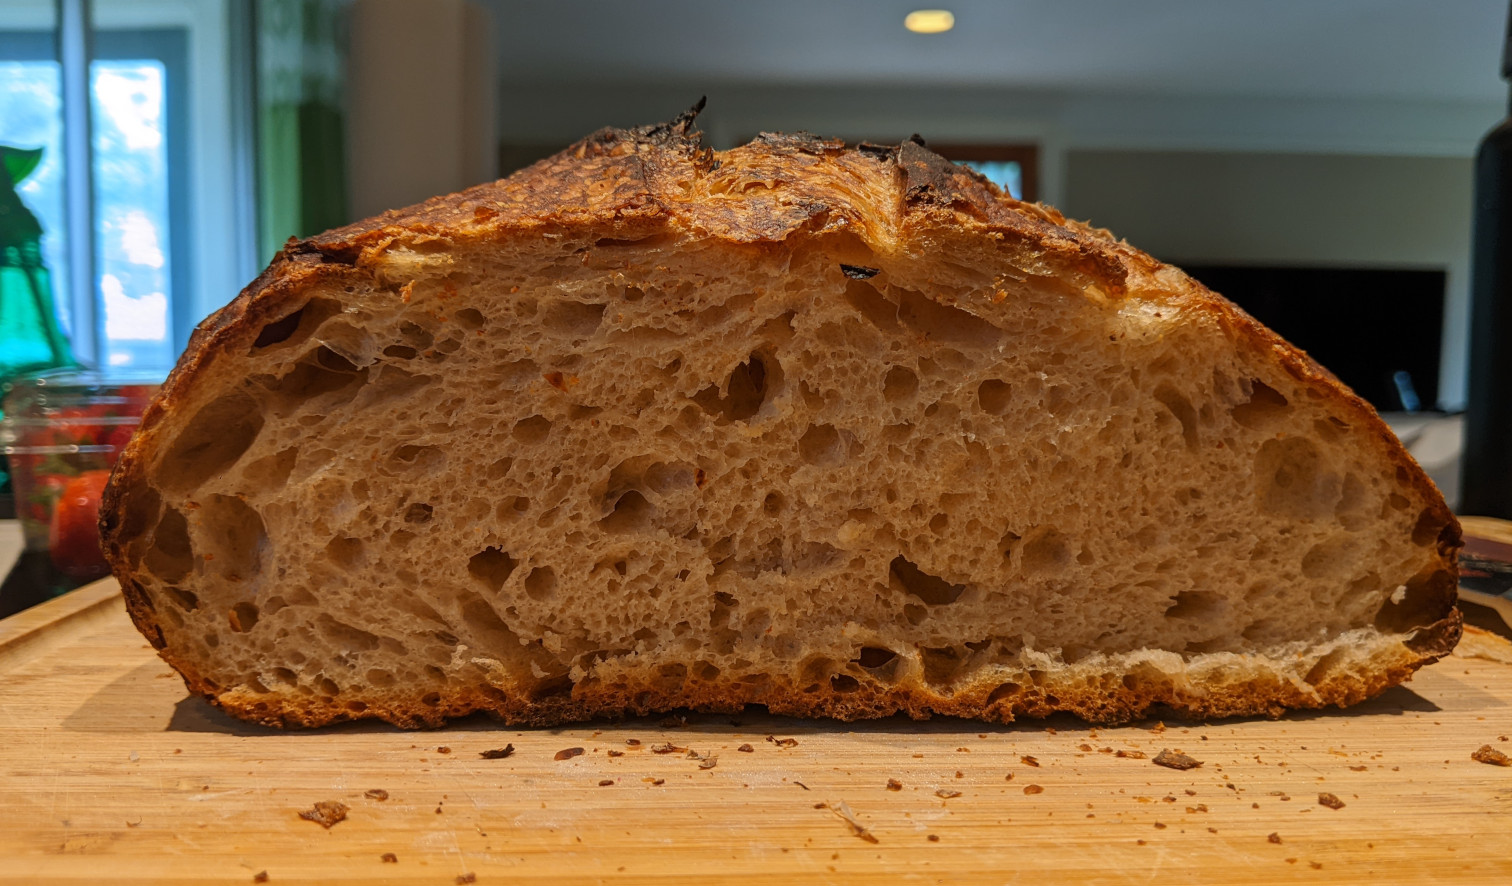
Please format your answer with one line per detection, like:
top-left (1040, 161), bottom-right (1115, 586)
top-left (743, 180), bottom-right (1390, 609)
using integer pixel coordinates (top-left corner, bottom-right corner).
top-left (101, 103), bottom-right (1461, 729)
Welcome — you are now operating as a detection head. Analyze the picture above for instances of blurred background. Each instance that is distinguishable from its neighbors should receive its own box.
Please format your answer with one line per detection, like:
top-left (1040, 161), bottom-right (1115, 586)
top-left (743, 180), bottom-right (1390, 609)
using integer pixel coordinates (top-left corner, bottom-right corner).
top-left (0, 0), bottom-right (1507, 605)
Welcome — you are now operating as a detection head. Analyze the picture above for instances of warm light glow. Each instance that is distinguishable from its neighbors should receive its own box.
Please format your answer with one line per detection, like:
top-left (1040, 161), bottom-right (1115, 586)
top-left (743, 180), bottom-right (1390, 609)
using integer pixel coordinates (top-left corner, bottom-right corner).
top-left (905, 9), bottom-right (955, 34)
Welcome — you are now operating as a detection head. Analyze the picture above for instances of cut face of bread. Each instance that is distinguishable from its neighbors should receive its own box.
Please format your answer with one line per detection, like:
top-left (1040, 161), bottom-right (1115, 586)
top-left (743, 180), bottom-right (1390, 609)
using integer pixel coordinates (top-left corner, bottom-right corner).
top-left (102, 111), bottom-right (1461, 728)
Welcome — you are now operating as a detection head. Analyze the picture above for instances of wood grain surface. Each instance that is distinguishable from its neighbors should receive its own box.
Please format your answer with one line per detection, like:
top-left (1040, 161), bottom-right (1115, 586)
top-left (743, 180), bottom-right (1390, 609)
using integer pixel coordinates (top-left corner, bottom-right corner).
top-left (3, 580), bottom-right (1511, 884)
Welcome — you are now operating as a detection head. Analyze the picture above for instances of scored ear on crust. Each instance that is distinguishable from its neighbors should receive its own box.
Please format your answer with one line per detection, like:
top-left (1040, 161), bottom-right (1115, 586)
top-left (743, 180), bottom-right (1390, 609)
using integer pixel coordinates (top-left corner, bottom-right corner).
top-left (101, 103), bottom-right (1460, 728)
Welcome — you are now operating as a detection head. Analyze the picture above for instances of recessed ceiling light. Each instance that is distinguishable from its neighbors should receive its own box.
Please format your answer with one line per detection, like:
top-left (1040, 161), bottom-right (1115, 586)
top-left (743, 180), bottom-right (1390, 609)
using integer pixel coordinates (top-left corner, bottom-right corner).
top-left (905, 9), bottom-right (955, 34)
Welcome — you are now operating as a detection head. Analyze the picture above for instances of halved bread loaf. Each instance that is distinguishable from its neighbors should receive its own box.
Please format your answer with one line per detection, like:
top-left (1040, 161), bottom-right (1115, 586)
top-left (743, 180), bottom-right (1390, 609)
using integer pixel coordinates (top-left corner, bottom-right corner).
top-left (101, 107), bottom-right (1461, 728)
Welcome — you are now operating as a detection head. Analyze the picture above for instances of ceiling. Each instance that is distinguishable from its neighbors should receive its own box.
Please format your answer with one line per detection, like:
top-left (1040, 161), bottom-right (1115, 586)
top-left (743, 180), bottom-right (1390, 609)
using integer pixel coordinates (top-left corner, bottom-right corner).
top-left (484, 0), bottom-right (1510, 104)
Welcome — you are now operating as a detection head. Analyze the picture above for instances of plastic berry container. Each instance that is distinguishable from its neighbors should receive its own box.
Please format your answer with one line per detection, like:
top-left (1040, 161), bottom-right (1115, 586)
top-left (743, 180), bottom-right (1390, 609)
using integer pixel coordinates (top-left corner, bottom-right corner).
top-left (1, 370), bottom-right (160, 550)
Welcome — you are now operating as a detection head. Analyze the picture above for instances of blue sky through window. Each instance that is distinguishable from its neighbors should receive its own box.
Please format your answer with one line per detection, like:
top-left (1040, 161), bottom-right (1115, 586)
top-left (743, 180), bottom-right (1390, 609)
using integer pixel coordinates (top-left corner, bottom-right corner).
top-left (0, 58), bottom-right (172, 373)
top-left (964, 161), bottom-right (1024, 200)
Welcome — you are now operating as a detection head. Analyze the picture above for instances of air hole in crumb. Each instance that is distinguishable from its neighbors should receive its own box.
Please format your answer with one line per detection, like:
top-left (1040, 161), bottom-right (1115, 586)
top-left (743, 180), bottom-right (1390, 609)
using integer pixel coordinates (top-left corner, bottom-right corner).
top-left (157, 392), bottom-right (263, 493)
top-left (250, 297), bottom-right (338, 351)
top-left (892, 284), bottom-right (1001, 349)
top-left (830, 674), bottom-right (861, 693)
top-left (252, 308), bottom-right (305, 348)
top-left (144, 507), bottom-right (194, 583)
top-left (1411, 508), bottom-right (1449, 547)
top-left (903, 603), bottom-right (927, 625)
top-left (404, 502), bottom-right (434, 524)
top-left (889, 555), bottom-right (966, 605)
top-left (693, 352), bottom-right (779, 423)
top-left (453, 307), bottom-right (485, 330)
top-left (856, 647), bottom-right (897, 669)
top-left (389, 443), bottom-right (445, 475)
top-left (366, 668), bottom-right (397, 688)
top-left (496, 496), bottom-right (530, 521)
top-left (929, 513), bottom-right (949, 533)
top-left (1231, 379), bottom-right (1290, 429)
top-left (1153, 384), bottom-right (1199, 450)
top-left (524, 566), bottom-right (558, 601)
top-left (198, 495), bottom-right (268, 580)
top-left (798, 423), bottom-right (845, 466)
top-left (920, 646), bottom-right (965, 686)
top-left (325, 536), bottom-right (365, 569)
top-left (468, 547), bottom-right (518, 592)
top-left (512, 415), bottom-right (553, 444)
top-left (1020, 528), bottom-right (1071, 574)
top-left (460, 597), bottom-right (518, 644)
top-left (229, 602), bottom-right (259, 633)
top-left (165, 587), bottom-right (199, 612)
top-left (987, 682), bottom-right (1020, 705)
top-left (763, 492), bottom-right (784, 515)
top-left (242, 448), bottom-right (299, 492)
top-left (977, 379), bottom-right (1013, 415)
top-left (884, 366), bottom-right (919, 402)
top-left (600, 490), bottom-right (654, 534)
top-left (1165, 590), bottom-right (1225, 622)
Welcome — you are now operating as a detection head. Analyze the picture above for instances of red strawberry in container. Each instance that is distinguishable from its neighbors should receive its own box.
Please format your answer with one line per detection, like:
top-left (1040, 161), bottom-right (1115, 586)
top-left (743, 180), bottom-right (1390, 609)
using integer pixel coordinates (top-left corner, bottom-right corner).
top-left (48, 469), bottom-right (113, 580)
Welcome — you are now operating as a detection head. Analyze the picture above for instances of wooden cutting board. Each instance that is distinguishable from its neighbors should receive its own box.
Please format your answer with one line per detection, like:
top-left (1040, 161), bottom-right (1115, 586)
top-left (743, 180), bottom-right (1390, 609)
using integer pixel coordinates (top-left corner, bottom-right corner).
top-left (3, 580), bottom-right (1512, 884)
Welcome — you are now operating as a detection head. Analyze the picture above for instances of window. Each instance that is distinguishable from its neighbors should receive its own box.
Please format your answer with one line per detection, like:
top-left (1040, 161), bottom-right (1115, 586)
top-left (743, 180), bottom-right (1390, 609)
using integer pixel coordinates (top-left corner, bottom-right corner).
top-left (1, 26), bottom-right (188, 373)
top-left (931, 144), bottom-right (1040, 202)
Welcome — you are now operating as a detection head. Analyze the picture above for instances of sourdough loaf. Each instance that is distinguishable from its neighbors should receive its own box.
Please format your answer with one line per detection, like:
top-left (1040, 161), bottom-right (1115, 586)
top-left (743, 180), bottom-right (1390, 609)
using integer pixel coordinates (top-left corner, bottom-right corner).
top-left (101, 106), bottom-right (1461, 728)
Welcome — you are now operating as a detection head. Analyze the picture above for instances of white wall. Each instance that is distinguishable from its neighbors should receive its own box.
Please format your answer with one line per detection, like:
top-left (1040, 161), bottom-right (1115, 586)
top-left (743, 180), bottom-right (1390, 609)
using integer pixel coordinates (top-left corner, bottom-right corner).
top-left (1062, 151), bottom-right (1476, 410)
top-left (346, 0), bottom-right (497, 219)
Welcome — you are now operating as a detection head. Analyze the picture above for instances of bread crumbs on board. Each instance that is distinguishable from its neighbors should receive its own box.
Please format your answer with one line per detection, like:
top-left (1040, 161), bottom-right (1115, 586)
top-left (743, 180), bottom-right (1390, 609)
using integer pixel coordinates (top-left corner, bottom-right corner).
top-left (297, 801), bottom-right (348, 829)
top-left (1153, 749), bottom-right (1203, 770)
top-left (1472, 744), bottom-right (1512, 766)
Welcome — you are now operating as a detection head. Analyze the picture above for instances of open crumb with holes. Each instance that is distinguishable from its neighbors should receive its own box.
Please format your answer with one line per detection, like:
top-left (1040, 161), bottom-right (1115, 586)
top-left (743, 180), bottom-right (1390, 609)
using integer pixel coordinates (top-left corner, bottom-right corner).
top-left (101, 104), bottom-right (1460, 729)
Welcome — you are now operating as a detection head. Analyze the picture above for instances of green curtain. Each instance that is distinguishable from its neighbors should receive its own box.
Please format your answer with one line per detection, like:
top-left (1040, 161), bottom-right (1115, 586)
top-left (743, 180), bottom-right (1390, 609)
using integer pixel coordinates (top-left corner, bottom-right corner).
top-left (257, 0), bottom-right (348, 264)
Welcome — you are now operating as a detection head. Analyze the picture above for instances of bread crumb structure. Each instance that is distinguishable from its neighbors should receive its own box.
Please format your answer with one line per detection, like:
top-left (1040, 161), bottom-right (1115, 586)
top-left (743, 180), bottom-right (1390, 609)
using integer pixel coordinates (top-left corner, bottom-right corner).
top-left (101, 107), bottom-right (1461, 729)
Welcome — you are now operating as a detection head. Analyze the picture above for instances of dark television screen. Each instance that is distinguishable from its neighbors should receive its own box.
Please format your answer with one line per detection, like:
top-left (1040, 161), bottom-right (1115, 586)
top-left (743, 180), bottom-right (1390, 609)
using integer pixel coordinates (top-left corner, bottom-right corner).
top-left (1178, 265), bottom-right (1445, 412)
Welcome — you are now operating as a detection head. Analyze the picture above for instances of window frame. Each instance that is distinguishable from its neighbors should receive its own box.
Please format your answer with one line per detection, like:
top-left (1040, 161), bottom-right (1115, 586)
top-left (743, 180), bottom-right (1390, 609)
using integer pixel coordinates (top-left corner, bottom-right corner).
top-left (0, 24), bottom-right (192, 367)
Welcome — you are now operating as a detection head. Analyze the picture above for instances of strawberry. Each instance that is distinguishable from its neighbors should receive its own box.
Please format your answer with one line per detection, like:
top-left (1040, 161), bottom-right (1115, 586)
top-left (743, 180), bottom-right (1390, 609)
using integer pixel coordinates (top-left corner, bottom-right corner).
top-left (48, 469), bottom-right (114, 580)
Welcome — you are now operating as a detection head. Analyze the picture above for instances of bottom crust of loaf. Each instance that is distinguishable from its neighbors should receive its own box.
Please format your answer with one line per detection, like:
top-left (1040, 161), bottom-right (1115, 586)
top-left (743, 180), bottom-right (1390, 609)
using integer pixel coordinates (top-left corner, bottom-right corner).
top-left (174, 610), bottom-right (1459, 729)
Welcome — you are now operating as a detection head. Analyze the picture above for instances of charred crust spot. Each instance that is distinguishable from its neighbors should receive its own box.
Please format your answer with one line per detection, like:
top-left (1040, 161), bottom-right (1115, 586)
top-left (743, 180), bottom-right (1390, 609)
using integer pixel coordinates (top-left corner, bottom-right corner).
top-left (840, 264), bottom-right (880, 280)
top-left (856, 142), bottom-right (895, 160)
top-left (899, 140), bottom-right (954, 202)
top-left (285, 238), bottom-right (361, 267)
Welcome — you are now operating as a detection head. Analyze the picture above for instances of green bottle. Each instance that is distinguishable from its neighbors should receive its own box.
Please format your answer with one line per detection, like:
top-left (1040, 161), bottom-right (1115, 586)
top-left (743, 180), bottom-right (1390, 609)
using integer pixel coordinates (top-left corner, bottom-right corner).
top-left (0, 145), bottom-right (76, 499)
